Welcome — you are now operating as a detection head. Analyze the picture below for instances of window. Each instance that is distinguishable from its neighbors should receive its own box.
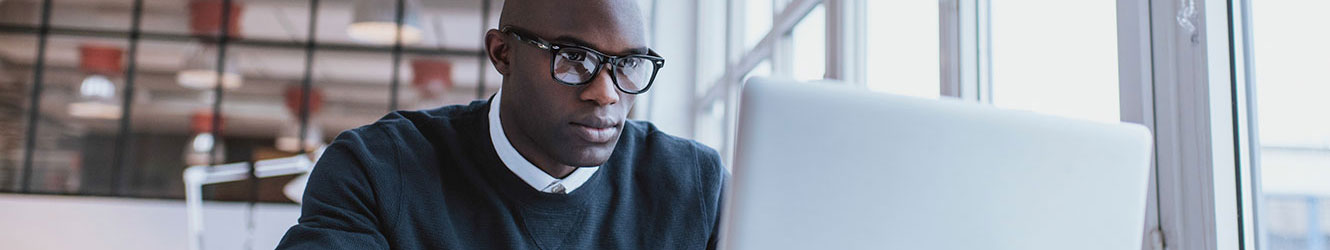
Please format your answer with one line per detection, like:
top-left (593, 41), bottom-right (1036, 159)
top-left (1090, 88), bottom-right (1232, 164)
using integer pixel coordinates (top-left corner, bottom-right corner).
top-left (989, 0), bottom-right (1119, 122)
top-left (0, 0), bottom-right (497, 201)
top-left (786, 4), bottom-right (824, 82)
top-left (0, 34), bottom-right (36, 192)
top-left (1249, 0), bottom-right (1330, 249)
top-left (864, 0), bottom-right (939, 98)
top-left (744, 0), bottom-right (774, 52)
top-left (27, 35), bottom-right (131, 195)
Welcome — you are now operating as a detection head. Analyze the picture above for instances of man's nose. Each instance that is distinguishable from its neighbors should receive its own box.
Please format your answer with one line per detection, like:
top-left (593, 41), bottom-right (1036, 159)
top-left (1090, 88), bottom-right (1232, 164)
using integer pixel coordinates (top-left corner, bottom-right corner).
top-left (579, 66), bottom-right (620, 106)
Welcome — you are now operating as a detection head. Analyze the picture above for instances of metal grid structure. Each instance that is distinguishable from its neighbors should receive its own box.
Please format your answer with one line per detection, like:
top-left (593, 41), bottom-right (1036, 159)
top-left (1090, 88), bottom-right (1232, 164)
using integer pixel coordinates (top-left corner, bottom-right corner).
top-left (0, 0), bottom-right (494, 199)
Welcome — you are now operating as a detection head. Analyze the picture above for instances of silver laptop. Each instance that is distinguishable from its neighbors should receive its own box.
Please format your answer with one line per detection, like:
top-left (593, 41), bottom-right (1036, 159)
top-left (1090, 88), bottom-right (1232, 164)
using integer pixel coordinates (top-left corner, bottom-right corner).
top-left (720, 78), bottom-right (1153, 250)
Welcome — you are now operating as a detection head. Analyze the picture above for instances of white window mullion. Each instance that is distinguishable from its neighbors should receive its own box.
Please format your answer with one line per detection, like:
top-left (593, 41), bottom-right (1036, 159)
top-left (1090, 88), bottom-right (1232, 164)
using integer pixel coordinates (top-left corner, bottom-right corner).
top-left (1229, 0), bottom-right (1260, 248)
top-left (823, 0), bottom-right (863, 84)
top-left (974, 0), bottom-right (991, 103)
top-left (938, 0), bottom-right (962, 99)
top-left (938, 0), bottom-right (985, 102)
top-left (693, 0), bottom-right (822, 107)
top-left (1115, 0), bottom-right (1160, 248)
top-left (772, 0), bottom-right (793, 79)
top-left (1146, 0), bottom-right (1243, 249)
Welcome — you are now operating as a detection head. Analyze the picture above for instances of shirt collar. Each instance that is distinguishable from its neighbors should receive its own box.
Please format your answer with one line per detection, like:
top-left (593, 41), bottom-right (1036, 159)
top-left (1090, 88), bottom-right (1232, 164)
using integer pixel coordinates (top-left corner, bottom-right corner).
top-left (488, 90), bottom-right (599, 194)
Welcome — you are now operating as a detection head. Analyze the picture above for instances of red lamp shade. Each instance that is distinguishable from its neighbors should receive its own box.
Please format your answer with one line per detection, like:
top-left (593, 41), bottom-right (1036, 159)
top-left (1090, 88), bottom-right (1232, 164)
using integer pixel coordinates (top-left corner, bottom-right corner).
top-left (188, 0), bottom-right (245, 38)
top-left (190, 109), bottom-right (224, 134)
top-left (78, 44), bottom-right (123, 76)
top-left (283, 85), bottom-right (325, 117)
top-left (410, 59), bottom-right (453, 99)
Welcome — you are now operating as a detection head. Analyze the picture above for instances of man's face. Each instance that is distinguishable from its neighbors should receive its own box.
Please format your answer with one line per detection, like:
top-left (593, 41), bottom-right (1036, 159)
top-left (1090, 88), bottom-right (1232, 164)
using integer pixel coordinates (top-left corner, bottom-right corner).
top-left (496, 1), bottom-right (648, 167)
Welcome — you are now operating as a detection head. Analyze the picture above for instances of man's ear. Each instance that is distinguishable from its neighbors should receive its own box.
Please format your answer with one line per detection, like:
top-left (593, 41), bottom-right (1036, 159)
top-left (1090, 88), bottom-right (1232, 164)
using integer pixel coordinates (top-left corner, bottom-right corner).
top-left (484, 29), bottom-right (510, 75)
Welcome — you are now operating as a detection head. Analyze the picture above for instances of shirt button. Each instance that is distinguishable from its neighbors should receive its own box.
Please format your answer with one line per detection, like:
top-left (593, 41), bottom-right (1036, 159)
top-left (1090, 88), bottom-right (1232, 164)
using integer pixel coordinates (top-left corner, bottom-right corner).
top-left (550, 184), bottom-right (566, 194)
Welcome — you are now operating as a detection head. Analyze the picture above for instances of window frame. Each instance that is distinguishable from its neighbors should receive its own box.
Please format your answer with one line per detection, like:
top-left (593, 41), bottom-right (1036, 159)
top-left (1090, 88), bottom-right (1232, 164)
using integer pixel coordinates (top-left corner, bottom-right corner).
top-left (685, 0), bottom-right (1258, 248)
top-left (1128, 0), bottom-right (1254, 248)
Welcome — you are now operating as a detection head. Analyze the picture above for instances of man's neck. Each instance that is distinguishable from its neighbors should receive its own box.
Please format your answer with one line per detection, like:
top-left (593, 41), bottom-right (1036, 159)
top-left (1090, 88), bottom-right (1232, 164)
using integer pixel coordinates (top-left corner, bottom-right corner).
top-left (500, 107), bottom-right (577, 179)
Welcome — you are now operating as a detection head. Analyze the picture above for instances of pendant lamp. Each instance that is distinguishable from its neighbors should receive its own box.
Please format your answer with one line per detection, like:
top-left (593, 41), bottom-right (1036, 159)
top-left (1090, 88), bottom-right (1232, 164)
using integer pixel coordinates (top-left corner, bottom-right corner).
top-left (177, 45), bottom-right (243, 90)
top-left (68, 44), bottom-right (123, 119)
top-left (184, 109), bottom-right (227, 166)
top-left (347, 0), bottom-right (424, 45)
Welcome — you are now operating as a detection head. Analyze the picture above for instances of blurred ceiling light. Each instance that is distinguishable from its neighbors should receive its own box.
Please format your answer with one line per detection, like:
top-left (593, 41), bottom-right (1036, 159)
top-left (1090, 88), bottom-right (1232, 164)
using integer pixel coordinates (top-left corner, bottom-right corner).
top-left (177, 45), bottom-right (243, 90)
top-left (69, 44), bottom-right (123, 119)
top-left (277, 85), bottom-right (326, 152)
top-left (348, 0), bottom-right (424, 45)
top-left (276, 123), bottom-right (323, 153)
top-left (184, 109), bottom-right (226, 166)
top-left (68, 75), bottom-right (121, 119)
top-left (67, 102), bottom-right (121, 119)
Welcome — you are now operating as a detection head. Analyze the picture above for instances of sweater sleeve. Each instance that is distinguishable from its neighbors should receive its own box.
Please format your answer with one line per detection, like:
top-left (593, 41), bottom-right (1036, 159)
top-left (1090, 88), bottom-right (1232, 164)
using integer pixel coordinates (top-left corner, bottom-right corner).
top-left (699, 144), bottom-right (729, 250)
top-left (276, 129), bottom-right (392, 250)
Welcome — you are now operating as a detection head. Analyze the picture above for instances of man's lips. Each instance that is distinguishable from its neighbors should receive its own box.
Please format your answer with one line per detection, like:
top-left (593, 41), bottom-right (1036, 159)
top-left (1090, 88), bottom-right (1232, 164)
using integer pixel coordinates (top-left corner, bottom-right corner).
top-left (571, 121), bottom-right (621, 143)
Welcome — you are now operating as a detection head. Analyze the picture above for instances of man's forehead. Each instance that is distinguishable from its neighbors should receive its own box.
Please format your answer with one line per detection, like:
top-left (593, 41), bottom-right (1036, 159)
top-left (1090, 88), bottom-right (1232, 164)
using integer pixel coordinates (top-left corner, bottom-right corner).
top-left (547, 29), bottom-right (649, 55)
top-left (499, 0), bottom-right (647, 54)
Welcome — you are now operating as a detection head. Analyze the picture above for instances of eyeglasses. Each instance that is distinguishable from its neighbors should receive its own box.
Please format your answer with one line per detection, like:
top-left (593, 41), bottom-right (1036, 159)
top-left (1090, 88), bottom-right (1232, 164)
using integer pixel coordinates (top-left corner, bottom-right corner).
top-left (502, 26), bottom-right (665, 95)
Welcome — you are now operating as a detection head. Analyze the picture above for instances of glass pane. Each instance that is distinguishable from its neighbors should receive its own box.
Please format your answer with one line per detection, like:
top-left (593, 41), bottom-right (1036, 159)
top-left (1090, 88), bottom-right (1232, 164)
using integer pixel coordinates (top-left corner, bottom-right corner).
top-left (695, 99), bottom-right (726, 152)
top-left (694, 0), bottom-right (728, 96)
top-left (201, 44), bottom-right (310, 203)
top-left (864, 0), bottom-right (939, 98)
top-left (1251, 0), bottom-right (1330, 249)
top-left (412, 0), bottom-right (484, 51)
top-left (136, 0), bottom-right (301, 41)
top-left (237, 0), bottom-right (315, 42)
top-left (319, 0), bottom-right (416, 47)
top-left (744, 0), bottom-right (773, 52)
top-left (50, 0), bottom-right (135, 32)
top-left (789, 4), bottom-right (824, 81)
top-left (29, 35), bottom-right (129, 194)
top-left (120, 39), bottom-right (250, 199)
top-left (398, 54), bottom-right (493, 110)
top-left (313, 48), bottom-right (392, 137)
top-left (0, 0), bottom-right (41, 27)
top-left (0, 33), bottom-right (37, 192)
top-left (989, 0), bottom-right (1119, 122)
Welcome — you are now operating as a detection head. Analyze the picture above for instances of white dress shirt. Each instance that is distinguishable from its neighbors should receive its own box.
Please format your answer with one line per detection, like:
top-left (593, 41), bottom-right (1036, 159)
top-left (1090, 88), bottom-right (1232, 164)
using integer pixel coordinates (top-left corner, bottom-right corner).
top-left (488, 90), bottom-right (599, 194)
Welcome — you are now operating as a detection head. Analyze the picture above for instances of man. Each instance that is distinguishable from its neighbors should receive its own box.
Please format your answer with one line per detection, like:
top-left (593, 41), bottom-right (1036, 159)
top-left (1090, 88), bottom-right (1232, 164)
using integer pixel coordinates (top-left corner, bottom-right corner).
top-left (275, 0), bottom-right (727, 249)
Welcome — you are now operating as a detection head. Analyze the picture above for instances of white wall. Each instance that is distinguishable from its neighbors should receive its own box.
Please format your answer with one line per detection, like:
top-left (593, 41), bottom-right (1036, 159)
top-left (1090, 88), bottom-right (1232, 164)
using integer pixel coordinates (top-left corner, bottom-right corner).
top-left (0, 194), bottom-right (301, 250)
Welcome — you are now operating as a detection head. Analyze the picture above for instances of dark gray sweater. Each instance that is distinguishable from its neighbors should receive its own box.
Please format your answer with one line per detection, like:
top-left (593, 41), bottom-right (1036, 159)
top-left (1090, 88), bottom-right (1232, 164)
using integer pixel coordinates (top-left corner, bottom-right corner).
top-left (276, 99), bottom-right (727, 250)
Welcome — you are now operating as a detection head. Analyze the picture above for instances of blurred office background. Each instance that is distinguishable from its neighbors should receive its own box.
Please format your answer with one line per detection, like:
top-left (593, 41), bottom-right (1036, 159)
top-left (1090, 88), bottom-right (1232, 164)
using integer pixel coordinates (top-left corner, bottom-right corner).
top-left (0, 0), bottom-right (1325, 250)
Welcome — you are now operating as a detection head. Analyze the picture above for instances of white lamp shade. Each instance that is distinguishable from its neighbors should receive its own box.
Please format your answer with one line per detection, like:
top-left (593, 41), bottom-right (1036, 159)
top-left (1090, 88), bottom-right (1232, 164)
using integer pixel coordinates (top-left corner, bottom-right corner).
top-left (177, 45), bottom-right (243, 90)
top-left (78, 75), bottom-right (117, 100)
top-left (177, 70), bottom-right (243, 90)
top-left (184, 132), bottom-right (226, 166)
top-left (276, 123), bottom-right (324, 152)
top-left (67, 102), bottom-right (121, 119)
top-left (68, 74), bottom-right (122, 119)
top-left (348, 0), bottom-right (424, 45)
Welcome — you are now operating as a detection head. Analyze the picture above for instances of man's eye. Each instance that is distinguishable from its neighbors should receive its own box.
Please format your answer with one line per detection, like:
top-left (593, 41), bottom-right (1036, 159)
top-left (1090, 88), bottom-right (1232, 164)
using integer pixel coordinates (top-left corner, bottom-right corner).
top-left (562, 52), bottom-right (587, 61)
top-left (617, 59), bottom-right (640, 68)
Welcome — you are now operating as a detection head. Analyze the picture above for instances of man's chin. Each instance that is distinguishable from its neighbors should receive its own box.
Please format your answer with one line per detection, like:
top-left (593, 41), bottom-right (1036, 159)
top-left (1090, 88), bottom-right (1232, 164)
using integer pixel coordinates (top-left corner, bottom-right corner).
top-left (559, 144), bottom-right (618, 167)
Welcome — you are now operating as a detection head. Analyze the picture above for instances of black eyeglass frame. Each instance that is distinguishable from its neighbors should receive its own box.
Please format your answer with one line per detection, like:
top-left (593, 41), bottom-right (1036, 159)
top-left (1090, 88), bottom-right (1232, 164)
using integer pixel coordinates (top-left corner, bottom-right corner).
top-left (501, 26), bottom-right (665, 95)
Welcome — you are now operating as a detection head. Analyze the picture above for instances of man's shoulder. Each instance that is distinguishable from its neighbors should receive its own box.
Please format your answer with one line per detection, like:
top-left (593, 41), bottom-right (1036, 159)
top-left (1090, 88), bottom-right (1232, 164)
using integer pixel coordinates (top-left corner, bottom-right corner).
top-left (330, 100), bottom-right (489, 159)
top-left (621, 120), bottom-right (720, 161)
top-left (619, 120), bottom-right (726, 183)
top-left (372, 100), bottom-right (488, 132)
top-left (617, 120), bottom-right (727, 216)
